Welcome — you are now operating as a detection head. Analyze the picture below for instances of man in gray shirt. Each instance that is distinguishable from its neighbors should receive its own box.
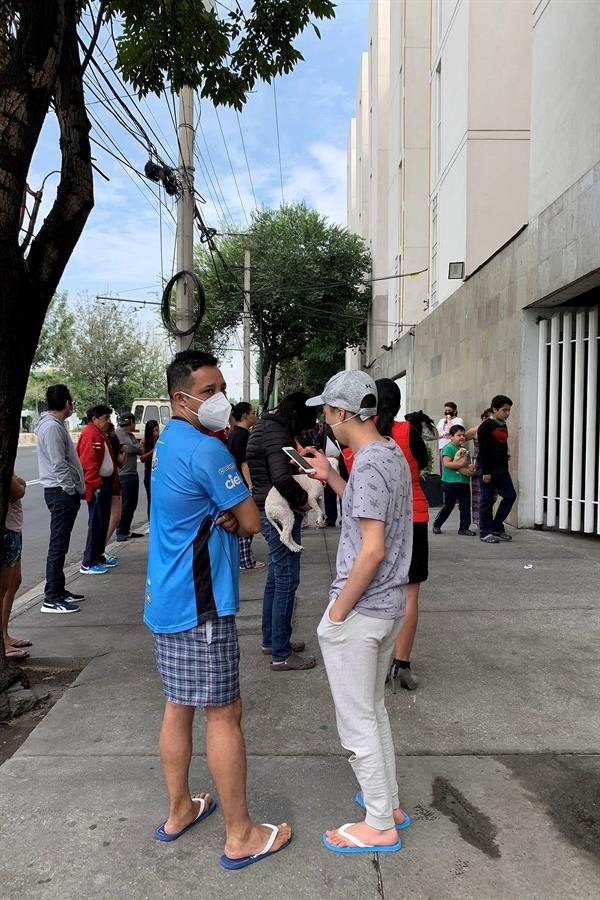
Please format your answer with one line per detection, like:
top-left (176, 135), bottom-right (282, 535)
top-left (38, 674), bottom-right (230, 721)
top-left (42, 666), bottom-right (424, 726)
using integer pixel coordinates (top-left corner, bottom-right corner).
top-left (36, 384), bottom-right (85, 614)
top-left (305, 370), bottom-right (412, 855)
top-left (115, 412), bottom-right (144, 541)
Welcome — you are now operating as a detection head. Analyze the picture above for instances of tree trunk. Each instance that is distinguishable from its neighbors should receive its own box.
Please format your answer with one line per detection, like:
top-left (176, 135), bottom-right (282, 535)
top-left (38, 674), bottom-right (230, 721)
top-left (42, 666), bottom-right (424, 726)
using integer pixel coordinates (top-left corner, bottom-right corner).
top-left (0, 2), bottom-right (93, 683)
top-left (263, 358), bottom-right (278, 409)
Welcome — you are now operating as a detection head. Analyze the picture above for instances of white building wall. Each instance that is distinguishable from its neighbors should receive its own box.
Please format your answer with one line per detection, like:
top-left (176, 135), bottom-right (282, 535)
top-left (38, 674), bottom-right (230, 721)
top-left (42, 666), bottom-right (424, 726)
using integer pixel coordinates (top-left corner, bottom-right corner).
top-left (400, 0), bottom-right (430, 331)
top-left (366, 0), bottom-right (391, 361)
top-left (431, 0), bottom-right (531, 304)
top-left (529, 0), bottom-right (600, 218)
top-left (430, 0), bottom-right (469, 305)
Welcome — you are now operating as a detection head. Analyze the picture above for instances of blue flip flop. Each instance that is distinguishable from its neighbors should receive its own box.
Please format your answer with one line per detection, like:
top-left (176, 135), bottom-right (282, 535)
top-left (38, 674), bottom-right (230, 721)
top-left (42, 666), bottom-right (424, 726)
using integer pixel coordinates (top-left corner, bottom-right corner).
top-left (322, 823), bottom-right (402, 854)
top-left (354, 790), bottom-right (411, 830)
top-left (154, 796), bottom-right (217, 842)
top-left (220, 823), bottom-right (292, 870)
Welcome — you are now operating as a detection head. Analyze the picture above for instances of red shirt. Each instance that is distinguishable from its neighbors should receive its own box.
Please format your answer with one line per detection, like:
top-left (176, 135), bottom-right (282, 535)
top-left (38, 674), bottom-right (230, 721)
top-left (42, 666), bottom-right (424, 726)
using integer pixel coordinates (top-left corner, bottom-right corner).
top-left (391, 421), bottom-right (429, 523)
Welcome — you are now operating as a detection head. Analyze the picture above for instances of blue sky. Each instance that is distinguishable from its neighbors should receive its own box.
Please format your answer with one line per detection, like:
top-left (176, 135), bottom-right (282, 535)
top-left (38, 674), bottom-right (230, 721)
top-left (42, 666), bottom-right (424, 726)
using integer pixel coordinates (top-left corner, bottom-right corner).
top-left (29, 1), bottom-right (370, 397)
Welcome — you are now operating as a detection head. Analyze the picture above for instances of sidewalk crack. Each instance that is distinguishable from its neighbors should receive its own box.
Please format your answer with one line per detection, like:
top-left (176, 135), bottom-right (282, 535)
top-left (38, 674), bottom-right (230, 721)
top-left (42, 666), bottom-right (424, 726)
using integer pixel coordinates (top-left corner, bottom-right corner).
top-left (372, 854), bottom-right (385, 898)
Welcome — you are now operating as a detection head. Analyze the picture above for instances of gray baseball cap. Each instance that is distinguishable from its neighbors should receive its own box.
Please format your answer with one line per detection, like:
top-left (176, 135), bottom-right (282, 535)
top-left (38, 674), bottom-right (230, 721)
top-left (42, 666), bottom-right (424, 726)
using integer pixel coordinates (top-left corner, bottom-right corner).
top-left (306, 370), bottom-right (378, 420)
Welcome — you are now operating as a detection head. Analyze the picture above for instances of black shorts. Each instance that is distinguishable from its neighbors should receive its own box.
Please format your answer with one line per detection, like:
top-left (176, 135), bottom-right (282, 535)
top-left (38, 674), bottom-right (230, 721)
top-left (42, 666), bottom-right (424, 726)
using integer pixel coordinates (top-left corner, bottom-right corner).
top-left (408, 521), bottom-right (428, 584)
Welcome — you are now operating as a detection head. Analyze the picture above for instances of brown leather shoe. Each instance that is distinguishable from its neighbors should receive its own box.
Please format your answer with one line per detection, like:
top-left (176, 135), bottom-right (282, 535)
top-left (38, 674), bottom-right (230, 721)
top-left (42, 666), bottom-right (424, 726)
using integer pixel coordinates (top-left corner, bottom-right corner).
top-left (270, 652), bottom-right (316, 671)
top-left (261, 641), bottom-right (305, 656)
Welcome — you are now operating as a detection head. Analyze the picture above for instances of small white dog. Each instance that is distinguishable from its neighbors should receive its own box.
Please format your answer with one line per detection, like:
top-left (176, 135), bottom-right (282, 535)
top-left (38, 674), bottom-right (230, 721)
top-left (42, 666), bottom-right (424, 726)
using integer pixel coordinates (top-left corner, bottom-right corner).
top-left (265, 458), bottom-right (339, 552)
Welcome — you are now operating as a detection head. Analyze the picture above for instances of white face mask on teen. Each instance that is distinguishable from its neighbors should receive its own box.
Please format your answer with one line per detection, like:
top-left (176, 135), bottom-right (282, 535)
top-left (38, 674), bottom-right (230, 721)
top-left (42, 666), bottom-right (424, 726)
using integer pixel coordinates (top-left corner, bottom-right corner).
top-left (328, 411), bottom-right (359, 430)
top-left (181, 391), bottom-right (232, 432)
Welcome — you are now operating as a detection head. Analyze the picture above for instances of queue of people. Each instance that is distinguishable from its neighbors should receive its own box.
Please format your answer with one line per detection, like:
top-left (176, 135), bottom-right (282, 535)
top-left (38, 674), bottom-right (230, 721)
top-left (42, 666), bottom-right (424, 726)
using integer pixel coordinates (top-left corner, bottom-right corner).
top-left (140, 349), bottom-right (518, 867)
top-left (20, 385), bottom-right (148, 619)
top-left (2, 356), bottom-right (517, 867)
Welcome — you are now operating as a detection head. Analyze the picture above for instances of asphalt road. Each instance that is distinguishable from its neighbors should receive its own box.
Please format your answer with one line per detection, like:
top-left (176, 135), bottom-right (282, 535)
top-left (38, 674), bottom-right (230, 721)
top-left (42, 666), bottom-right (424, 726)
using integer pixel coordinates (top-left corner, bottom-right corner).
top-left (13, 445), bottom-right (146, 595)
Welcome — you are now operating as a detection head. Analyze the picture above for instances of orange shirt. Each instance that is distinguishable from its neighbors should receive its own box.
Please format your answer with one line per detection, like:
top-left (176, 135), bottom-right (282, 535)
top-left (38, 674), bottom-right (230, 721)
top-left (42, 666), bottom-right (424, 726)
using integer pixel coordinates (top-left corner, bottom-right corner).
top-left (391, 421), bottom-right (429, 523)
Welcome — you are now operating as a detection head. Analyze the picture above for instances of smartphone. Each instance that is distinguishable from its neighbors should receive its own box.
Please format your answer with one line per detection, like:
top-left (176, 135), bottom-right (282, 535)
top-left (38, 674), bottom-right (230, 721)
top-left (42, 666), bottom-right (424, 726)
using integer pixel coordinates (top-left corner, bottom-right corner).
top-left (282, 446), bottom-right (316, 474)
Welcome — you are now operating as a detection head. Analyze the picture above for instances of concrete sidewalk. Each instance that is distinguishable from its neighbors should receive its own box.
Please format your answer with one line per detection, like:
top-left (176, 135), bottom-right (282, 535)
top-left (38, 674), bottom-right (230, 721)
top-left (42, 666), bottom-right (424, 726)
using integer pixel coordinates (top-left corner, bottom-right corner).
top-left (1, 519), bottom-right (600, 898)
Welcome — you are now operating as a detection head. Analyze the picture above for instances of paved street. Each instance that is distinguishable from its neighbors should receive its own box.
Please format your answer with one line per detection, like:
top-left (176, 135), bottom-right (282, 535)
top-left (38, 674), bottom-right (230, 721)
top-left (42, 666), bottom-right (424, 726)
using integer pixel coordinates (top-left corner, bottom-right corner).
top-left (1, 519), bottom-right (600, 898)
top-left (14, 446), bottom-right (145, 594)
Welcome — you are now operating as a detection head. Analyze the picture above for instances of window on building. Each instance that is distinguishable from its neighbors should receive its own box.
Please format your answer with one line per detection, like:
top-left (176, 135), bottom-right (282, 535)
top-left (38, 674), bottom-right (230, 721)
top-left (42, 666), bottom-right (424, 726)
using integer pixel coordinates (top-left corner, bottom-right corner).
top-left (430, 195), bottom-right (438, 309)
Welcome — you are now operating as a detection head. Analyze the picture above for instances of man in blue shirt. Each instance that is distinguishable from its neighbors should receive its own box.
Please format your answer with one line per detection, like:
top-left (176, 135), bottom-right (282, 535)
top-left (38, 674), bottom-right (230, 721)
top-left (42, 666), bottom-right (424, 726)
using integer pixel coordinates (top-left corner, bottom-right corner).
top-left (146, 350), bottom-right (292, 869)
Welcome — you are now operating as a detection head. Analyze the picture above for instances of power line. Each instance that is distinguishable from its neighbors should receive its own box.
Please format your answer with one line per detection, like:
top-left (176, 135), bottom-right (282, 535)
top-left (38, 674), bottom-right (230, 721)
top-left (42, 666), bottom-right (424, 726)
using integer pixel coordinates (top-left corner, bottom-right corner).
top-left (235, 110), bottom-right (257, 208)
top-left (86, 108), bottom-right (177, 230)
top-left (272, 81), bottom-right (284, 206)
top-left (214, 106), bottom-right (249, 226)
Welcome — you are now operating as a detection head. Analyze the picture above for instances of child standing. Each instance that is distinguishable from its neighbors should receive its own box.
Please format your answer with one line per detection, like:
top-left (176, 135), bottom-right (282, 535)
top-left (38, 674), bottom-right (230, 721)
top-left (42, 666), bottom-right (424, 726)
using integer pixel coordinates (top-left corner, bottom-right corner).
top-left (432, 425), bottom-right (476, 535)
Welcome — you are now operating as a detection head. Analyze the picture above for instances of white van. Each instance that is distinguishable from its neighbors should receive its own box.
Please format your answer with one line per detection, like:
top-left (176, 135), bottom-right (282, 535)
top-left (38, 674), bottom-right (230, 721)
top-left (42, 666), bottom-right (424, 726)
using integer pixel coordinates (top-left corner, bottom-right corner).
top-left (130, 398), bottom-right (172, 440)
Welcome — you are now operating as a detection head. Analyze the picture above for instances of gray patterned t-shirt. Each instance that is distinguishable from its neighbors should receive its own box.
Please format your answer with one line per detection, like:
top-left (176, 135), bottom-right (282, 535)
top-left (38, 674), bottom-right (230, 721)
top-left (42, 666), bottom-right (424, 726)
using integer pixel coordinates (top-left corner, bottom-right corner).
top-left (330, 438), bottom-right (413, 619)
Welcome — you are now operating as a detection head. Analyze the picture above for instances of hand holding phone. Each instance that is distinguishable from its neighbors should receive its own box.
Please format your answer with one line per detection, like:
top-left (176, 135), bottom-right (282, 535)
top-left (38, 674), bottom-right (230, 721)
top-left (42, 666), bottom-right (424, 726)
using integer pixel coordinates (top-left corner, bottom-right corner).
top-left (282, 446), bottom-right (316, 474)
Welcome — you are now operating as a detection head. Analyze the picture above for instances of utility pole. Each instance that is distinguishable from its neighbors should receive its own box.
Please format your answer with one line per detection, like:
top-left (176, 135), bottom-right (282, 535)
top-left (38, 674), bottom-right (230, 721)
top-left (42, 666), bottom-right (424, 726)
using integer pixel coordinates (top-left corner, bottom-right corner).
top-left (176, 86), bottom-right (195, 352)
top-left (243, 249), bottom-right (251, 402)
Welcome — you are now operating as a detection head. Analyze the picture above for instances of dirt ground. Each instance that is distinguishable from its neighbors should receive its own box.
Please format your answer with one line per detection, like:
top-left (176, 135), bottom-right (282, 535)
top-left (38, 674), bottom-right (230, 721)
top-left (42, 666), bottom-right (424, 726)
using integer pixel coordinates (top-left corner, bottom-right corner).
top-left (0, 660), bottom-right (84, 765)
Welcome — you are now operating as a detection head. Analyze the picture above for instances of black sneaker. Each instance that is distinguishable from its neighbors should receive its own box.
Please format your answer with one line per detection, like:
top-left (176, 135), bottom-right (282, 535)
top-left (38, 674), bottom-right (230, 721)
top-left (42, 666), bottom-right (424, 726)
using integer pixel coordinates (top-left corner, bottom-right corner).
top-left (41, 598), bottom-right (80, 614)
top-left (493, 532), bottom-right (513, 542)
top-left (458, 529), bottom-right (476, 536)
top-left (432, 526), bottom-right (442, 534)
top-left (63, 590), bottom-right (86, 602)
top-left (127, 531), bottom-right (144, 539)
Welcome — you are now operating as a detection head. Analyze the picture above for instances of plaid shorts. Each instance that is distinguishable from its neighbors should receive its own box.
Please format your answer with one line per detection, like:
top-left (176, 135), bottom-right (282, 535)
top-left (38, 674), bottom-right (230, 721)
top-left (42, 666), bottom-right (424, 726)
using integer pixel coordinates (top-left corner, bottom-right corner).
top-left (0, 528), bottom-right (22, 568)
top-left (153, 616), bottom-right (240, 708)
top-left (238, 534), bottom-right (256, 569)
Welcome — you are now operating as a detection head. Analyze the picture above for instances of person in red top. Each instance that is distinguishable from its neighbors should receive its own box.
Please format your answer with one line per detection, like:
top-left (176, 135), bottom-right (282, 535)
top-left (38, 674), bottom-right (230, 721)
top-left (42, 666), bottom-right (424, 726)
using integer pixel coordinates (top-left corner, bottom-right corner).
top-left (375, 380), bottom-right (430, 691)
top-left (76, 404), bottom-right (119, 575)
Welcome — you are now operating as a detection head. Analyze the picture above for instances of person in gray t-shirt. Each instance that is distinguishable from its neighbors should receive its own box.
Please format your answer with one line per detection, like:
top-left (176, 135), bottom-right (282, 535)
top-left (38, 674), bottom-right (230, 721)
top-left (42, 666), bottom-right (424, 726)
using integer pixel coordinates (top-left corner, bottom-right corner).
top-left (115, 413), bottom-right (144, 541)
top-left (305, 370), bottom-right (412, 855)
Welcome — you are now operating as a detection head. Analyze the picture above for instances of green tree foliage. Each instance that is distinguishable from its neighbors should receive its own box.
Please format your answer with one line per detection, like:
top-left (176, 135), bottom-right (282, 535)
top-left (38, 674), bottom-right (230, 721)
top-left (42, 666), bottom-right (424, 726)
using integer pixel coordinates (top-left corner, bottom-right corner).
top-left (114, 0), bottom-right (335, 107)
top-left (193, 204), bottom-right (372, 406)
top-left (67, 300), bottom-right (168, 409)
top-left (31, 292), bottom-right (75, 370)
top-left (25, 295), bottom-right (168, 416)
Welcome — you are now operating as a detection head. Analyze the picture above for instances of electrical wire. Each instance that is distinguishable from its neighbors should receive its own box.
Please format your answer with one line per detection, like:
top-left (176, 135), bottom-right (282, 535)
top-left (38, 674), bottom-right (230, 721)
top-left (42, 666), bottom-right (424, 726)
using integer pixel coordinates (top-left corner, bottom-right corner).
top-left (86, 108), bottom-right (177, 230)
top-left (272, 81), bottom-right (285, 206)
top-left (235, 110), bottom-right (257, 208)
top-left (214, 106), bottom-right (250, 226)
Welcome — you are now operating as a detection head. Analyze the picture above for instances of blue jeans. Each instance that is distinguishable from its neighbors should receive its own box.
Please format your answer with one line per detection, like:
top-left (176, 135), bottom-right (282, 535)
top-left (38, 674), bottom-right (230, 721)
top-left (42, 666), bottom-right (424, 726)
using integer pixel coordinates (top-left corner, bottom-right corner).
top-left (44, 487), bottom-right (81, 600)
top-left (479, 467), bottom-right (517, 537)
top-left (82, 477), bottom-right (113, 567)
top-left (260, 510), bottom-right (303, 662)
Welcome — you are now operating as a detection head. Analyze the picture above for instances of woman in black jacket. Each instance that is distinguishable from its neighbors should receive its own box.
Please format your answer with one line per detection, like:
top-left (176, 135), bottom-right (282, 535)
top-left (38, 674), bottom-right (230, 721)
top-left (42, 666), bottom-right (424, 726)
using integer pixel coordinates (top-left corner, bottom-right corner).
top-left (246, 393), bottom-right (317, 671)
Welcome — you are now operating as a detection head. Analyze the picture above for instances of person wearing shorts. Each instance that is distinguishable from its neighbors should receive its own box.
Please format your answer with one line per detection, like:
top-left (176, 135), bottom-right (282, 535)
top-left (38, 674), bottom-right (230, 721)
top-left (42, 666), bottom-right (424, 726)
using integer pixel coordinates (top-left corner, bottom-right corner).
top-left (1, 473), bottom-right (30, 659)
top-left (144, 350), bottom-right (292, 869)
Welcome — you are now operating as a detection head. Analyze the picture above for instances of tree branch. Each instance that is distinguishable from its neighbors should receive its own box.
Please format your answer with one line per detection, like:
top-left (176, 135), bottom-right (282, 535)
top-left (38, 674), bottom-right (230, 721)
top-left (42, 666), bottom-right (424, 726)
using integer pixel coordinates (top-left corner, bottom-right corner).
top-left (27, 0), bottom-right (94, 298)
top-left (0, 2), bottom-right (64, 240)
top-left (80, 0), bottom-right (107, 74)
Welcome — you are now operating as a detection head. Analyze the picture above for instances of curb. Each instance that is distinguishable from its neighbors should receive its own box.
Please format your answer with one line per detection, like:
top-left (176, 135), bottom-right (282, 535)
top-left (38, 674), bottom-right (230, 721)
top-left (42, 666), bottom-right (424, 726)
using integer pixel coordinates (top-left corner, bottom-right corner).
top-left (11, 520), bottom-right (149, 619)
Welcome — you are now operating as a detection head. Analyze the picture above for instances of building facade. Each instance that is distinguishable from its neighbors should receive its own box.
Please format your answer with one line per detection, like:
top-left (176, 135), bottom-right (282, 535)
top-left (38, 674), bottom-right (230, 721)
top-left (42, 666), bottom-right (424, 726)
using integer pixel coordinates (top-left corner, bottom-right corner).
top-left (347, 0), bottom-right (600, 535)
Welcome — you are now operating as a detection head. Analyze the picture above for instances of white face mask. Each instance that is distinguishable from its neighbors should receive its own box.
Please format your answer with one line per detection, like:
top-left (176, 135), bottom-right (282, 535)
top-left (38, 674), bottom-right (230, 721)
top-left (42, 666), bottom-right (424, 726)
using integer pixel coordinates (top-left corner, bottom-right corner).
top-left (181, 391), bottom-right (231, 432)
top-left (328, 411), bottom-right (359, 430)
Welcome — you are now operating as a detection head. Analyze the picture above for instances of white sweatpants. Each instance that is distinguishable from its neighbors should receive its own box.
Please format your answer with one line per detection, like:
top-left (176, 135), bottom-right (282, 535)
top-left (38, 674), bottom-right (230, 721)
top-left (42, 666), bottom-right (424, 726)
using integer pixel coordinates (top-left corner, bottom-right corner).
top-left (317, 605), bottom-right (403, 830)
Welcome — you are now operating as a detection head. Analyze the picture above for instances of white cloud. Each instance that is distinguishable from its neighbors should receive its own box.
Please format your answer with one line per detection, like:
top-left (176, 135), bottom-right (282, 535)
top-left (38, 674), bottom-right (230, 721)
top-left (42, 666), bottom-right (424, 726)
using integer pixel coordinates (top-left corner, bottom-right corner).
top-left (277, 142), bottom-right (348, 224)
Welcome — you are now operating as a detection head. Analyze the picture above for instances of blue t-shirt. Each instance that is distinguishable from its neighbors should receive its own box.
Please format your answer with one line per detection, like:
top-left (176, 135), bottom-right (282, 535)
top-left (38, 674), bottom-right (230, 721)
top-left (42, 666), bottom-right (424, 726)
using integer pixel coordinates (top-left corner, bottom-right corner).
top-left (144, 418), bottom-right (250, 634)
